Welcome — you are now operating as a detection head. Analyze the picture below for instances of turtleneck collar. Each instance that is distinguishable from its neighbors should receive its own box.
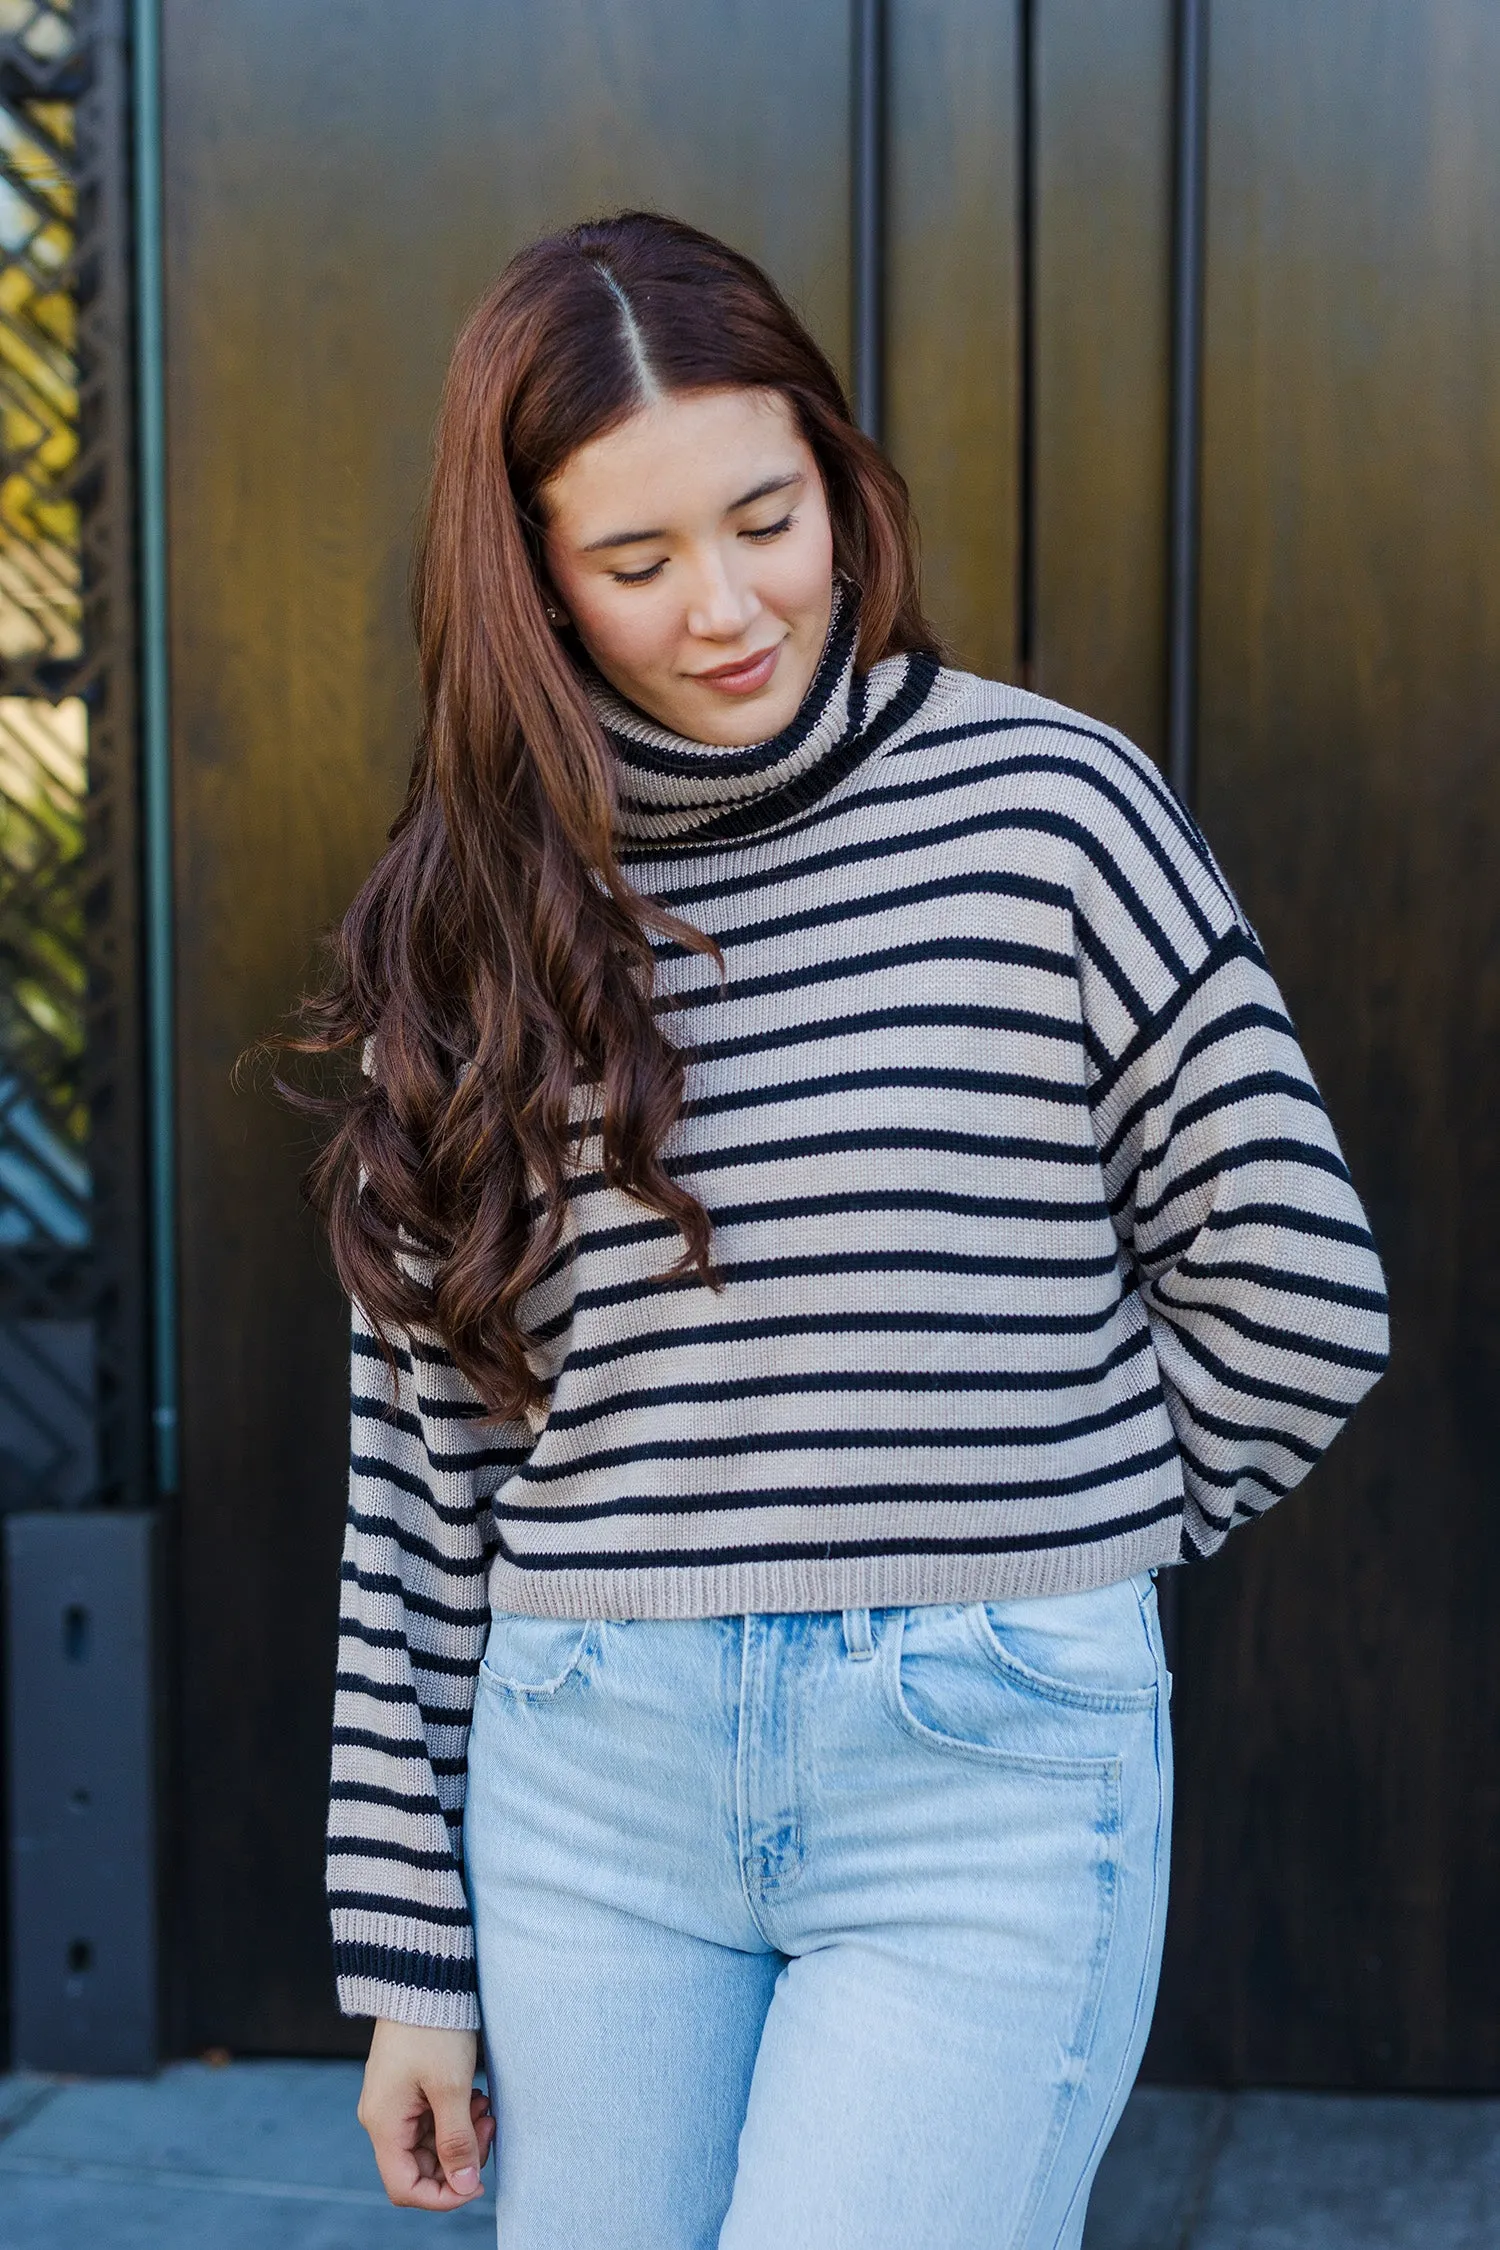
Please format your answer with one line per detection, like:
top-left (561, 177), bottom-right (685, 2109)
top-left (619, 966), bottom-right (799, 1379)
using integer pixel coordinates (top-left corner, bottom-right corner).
top-left (583, 583), bottom-right (939, 850)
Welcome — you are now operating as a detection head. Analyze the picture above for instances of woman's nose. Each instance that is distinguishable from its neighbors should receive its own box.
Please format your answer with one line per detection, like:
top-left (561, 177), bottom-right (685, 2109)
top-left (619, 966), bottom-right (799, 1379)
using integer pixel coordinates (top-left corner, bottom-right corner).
top-left (685, 551), bottom-right (758, 640)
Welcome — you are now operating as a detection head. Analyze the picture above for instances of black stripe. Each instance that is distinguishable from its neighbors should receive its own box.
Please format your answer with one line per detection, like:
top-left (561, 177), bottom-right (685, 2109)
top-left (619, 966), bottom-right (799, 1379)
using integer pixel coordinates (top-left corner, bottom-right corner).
top-left (1149, 1309), bottom-right (1361, 1419)
top-left (564, 1246), bottom-right (1120, 1318)
top-left (334, 1677), bottom-right (474, 1728)
top-left (337, 1620), bottom-right (481, 1675)
top-left (645, 708), bottom-right (1222, 904)
top-left (492, 1439), bottom-right (1181, 1525)
top-left (1167, 1393), bottom-right (1323, 1465)
top-left (654, 861), bottom-right (1072, 961)
top-left (332, 1725), bottom-right (435, 1760)
top-left (1173, 1255), bottom-right (1388, 1315)
top-left (514, 1390), bottom-right (1165, 1485)
top-left (678, 1063), bottom-right (1091, 1123)
top-left (1176, 1440), bottom-right (1293, 1499)
top-left (553, 1297), bottom-right (1129, 1372)
top-left (329, 1891), bottom-right (474, 1927)
top-left (350, 1332), bottom-right (413, 1373)
top-left (685, 1001), bottom-right (1086, 1066)
top-left (346, 1456), bottom-right (439, 1510)
top-left (1149, 1281), bottom-right (1388, 1373)
top-left (344, 1505), bottom-right (489, 1577)
top-left (667, 1124), bottom-right (1102, 1180)
top-left (881, 711), bottom-right (1217, 874)
top-left (331, 1942), bottom-right (477, 1996)
top-left (569, 1187), bottom-right (1122, 1261)
top-left (655, 934), bottom-right (1077, 1017)
top-left (496, 1491), bottom-right (1182, 1571)
top-left (1201, 1201), bottom-right (1378, 1252)
top-left (542, 1327), bottom-right (1155, 1432)
top-left (1094, 1001), bottom-right (1295, 1160)
top-left (1131, 1137), bottom-right (1352, 1232)
top-left (544, 1141), bottom-right (1115, 1226)
top-left (955, 751), bottom-right (1218, 943)
top-left (348, 1422), bottom-right (513, 1495)
top-left (327, 1835), bottom-right (464, 1874)
top-left (1138, 1071), bottom-right (1324, 1164)
top-left (339, 1564), bottom-right (488, 1629)
top-left (1072, 907), bottom-right (1154, 1028)
top-left (329, 1778), bottom-right (448, 1819)
top-left (653, 786), bottom-right (1070, 907)
top-left (650, 738), bottom-right (1221, 939)
top-left (1000, 809), bottom-right (1193, 984)
top-left (1090, 928), bottom-right (1263, 1104)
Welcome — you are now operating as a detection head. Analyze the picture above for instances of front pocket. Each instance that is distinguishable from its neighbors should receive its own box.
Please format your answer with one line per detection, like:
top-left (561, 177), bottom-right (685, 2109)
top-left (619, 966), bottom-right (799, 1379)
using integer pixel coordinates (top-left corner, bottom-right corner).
top-left (973, 1575), bottom-right (1162, 1712)
top-left (478, 1611), bottom-right (596, 1695)
top-left (888, 1602), bottom-right (1137, 1767)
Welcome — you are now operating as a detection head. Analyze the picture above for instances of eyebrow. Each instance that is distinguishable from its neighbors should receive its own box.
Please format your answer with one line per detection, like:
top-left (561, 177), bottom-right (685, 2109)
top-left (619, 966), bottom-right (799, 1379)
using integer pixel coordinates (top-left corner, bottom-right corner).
top-left (580, 471), bottom-right (804, 553)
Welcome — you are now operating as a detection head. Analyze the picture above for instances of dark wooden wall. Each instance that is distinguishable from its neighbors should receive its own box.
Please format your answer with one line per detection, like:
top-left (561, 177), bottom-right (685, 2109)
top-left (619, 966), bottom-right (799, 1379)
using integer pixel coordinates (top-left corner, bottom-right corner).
top-left (160, 0), bottom-right (1499, 2080)
top-left (1149, 0), bottom-right (1500, 2088)
top-left (159, 0), bottom-right (1014, 2057)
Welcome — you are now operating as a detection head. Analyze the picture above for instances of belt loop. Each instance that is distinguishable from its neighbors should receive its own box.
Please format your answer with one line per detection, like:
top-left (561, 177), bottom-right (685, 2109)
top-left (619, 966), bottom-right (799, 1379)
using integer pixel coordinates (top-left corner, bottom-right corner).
top-left (841, 1606), bottom-right (874, 1660)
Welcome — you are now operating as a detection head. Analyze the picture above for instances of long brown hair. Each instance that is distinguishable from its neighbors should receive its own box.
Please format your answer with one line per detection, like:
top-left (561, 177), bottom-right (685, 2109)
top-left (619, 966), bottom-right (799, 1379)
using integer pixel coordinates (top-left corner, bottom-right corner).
top-left (281, 211), bottom-right (939, 1420)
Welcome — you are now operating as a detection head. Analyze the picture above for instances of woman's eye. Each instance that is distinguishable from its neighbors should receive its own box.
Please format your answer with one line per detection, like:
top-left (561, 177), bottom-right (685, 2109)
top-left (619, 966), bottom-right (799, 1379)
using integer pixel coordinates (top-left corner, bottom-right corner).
top-left (611, 558), bottom-right (667, 585)
top-left (743, 513), bottom-right (795, 543)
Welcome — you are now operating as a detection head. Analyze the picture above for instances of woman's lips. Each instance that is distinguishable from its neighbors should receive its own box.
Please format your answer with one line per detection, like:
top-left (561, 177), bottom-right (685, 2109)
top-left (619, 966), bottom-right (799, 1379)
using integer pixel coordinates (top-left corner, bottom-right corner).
top-left (692, 641), bottom-right (782, 695)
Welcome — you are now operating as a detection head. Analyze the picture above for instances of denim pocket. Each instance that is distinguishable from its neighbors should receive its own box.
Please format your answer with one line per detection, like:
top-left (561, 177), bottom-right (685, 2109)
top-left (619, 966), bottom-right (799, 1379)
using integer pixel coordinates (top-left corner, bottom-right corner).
top-left (478, 1610), bottom-right (596, 1696)
top-left (973, 1574), bottom-right (1162, 1712)
top-left (889, 1598), bottom-right (1142, 1765)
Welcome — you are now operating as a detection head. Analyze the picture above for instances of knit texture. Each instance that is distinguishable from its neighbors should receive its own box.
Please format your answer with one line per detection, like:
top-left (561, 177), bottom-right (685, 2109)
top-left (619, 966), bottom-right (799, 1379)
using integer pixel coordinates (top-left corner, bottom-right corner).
top-left (328, 604), bottom-right (1388, 2023)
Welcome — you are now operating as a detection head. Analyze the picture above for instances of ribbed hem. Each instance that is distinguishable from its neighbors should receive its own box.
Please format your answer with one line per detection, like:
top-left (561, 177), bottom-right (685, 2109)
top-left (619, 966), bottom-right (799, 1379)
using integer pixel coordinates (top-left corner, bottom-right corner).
top-left (337, 1975), bottom-right (481, 2030)
top-left (485, 1514), bottom-right (1183, 1621)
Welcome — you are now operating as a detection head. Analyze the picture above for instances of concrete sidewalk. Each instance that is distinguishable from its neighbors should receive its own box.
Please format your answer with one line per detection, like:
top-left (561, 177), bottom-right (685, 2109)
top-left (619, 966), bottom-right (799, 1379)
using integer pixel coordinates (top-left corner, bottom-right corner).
top-left (0, 2061), bottom-right (1497, 2247)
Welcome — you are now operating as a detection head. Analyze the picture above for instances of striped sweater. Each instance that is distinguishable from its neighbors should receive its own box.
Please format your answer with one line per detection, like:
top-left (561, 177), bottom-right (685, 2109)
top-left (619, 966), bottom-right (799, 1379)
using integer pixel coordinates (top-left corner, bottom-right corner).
top-left (328, 596), bottom-right (1389, 2024)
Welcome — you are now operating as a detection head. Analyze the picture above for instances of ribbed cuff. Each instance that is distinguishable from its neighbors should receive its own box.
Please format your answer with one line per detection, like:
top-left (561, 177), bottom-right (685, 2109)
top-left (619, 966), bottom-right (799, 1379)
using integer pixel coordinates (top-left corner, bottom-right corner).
top-left (337, 1976), bottom-right (481, 2031)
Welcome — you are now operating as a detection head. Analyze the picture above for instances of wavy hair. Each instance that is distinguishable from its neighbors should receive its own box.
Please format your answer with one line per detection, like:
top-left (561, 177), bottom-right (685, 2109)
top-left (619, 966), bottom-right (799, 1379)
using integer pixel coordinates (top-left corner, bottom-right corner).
top-left (277, 211), bottom-right (940, 1419)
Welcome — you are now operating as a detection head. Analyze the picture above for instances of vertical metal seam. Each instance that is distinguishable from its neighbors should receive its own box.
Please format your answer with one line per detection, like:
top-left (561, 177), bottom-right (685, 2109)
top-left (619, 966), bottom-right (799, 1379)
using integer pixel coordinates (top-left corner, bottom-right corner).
top-left (1016, 0), bottom-right (1038, 684)
top-left (1166, 0), bottom-right (1210, 806)
top-left (130, 0), bottom-right (179, 1496)
top-left (851, 0), bottom-right (886, 442)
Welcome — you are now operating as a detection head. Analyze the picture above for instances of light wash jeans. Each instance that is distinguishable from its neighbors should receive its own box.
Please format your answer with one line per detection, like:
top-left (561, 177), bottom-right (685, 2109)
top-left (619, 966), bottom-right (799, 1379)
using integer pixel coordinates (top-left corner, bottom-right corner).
top-left (464, 1572), bottom-right (1172, 2250)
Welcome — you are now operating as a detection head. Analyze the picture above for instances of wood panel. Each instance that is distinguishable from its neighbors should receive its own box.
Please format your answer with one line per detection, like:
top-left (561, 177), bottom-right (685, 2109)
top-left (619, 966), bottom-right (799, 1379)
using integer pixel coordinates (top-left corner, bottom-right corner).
top-left (160, 0), bottom-right (1500, 2087)
top-left (1032, 0), bottom-right (1173, 756)
top-left (1150, 0), bottom-right (1500, 2088)
top-left (886, 0), bottom-right (1019, 680)
top-left (161, 0), bottom-right (854, 2053)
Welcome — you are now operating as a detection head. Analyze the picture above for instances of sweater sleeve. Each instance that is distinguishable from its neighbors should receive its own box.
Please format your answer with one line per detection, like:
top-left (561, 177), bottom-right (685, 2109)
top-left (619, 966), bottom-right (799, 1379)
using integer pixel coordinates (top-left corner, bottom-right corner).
top-left (1055, 725), bottom-right (1390, 1560)
top-left (327, 1305), bottom-right (532, 2025)
top-left (1087, 918), bottom-right (1389, 1558)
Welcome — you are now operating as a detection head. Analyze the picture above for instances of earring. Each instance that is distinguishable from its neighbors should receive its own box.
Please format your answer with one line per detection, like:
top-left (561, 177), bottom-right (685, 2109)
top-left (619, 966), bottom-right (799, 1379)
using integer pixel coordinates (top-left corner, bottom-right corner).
top-left (545, 604), bottom-right (562, 626)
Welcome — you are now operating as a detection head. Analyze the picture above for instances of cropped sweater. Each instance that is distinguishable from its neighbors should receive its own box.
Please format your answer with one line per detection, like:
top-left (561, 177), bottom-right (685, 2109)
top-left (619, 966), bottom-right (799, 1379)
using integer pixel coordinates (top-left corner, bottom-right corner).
top-left (328, 595), bottom-right (1389, 2025)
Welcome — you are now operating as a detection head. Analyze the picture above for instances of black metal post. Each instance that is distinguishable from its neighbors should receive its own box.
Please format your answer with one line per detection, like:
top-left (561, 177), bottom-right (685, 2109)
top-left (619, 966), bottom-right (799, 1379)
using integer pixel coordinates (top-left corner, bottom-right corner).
top-left (1160, 0), bottom-right (1211, 1674)
top-left (852, 0), bottom-right (887, 442)
top-left (1166, 0), bottom-right (1210, 807)
top-left (1017, 0), bottom-right (1038, 683)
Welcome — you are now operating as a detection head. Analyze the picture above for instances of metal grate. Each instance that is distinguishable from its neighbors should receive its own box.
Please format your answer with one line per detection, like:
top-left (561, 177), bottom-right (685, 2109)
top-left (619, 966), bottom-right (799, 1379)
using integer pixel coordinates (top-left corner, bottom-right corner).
top-left (0, 0), bottom-right (142, 1510)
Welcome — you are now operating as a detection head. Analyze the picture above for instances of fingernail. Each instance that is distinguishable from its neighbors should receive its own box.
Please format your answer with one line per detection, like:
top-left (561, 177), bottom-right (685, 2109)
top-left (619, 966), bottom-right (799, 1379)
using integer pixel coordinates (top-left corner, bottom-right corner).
top-left (451, 2166), bottom-right (480, 2194)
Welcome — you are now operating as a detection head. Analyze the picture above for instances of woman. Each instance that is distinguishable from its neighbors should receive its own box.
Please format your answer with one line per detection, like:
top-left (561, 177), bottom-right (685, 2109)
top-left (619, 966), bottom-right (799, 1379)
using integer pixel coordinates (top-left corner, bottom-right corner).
top-left (299, 213), bottom-right (1387, 2246)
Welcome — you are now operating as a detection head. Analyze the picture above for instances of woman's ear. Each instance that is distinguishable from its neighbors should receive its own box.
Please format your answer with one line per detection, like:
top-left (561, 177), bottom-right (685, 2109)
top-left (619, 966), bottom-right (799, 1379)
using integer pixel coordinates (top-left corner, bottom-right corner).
top-left (539, 577), bottom-right (571, 630)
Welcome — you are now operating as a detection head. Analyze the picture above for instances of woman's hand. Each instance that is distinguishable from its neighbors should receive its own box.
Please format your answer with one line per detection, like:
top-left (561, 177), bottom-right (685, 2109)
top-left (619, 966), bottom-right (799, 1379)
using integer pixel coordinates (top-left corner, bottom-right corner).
top-left (357, 2018), bottom-right (496, 2209)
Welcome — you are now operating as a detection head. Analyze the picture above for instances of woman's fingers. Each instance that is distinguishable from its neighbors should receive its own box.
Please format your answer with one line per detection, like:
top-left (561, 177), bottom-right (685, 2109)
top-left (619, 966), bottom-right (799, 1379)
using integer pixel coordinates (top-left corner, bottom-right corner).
top-left (358, 2018), bottom-right (487, 2209)
top-left (431, 2089), bottom-right (484, 2197)
top-left (472, 2084), bottom-right (497, 2165)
